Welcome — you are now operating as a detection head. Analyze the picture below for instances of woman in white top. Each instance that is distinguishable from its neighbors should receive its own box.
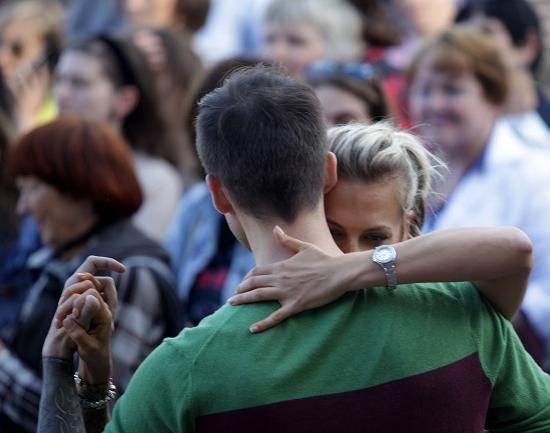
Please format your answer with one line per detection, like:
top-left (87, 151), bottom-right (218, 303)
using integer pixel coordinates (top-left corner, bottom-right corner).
top-left (53, 34), bottom-right (182, 241)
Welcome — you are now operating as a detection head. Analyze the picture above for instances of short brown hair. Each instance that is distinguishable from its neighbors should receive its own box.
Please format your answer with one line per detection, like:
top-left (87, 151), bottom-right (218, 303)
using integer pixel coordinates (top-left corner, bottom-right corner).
top-left (66, 34), bottom-right (178, 167)
top-left (176, 0), bottom-right (210, 33)
top-left (407, 26), bottom-right (508, 106)
top-left (196, 66), bottom-right (327, 222)
top-left (9, 116), bottom-right (142, 220)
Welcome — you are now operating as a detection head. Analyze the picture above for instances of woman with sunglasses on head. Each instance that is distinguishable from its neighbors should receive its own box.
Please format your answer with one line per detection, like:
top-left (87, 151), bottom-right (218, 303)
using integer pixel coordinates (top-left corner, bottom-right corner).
top-left (305, 60), bottom-right (391, 126)
top-left (229, 122), bottom-right (533, 343)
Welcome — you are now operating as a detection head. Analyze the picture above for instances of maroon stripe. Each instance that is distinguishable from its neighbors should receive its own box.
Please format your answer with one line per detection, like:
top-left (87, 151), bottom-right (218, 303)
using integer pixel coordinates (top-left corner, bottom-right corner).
top-left (196, 353), bottom-right (491, 433)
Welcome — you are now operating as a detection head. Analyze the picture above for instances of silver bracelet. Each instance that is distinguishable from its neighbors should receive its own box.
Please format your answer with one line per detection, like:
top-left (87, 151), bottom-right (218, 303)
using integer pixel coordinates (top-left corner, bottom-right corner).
top-left (74, 372), bottom-right (117, 410)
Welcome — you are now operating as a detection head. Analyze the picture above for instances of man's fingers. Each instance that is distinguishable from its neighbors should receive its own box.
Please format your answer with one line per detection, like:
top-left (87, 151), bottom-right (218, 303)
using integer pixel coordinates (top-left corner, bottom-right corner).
top-left (65, 256), bottom-right (126, 287)
top-left (94, 277), bottom-right (117, 315)
top-left (59, 280), bottom-right (95, 305)
top-left (77, 256), bottom-right (126, 275)
top-left (77, 295), bottom-right (102, 331)
top-left (62, 316), bottom-right (96, 355)
top-left (235, 275), bottom-right (274, 294)
top-left (72, 289), bottom-right (111, 325)
top-left (55, 294), bottom-right (79, 328)
top-left (273, 226), bottom-right (310, 253)
top-left (249, 306), bottom-right (293, 333)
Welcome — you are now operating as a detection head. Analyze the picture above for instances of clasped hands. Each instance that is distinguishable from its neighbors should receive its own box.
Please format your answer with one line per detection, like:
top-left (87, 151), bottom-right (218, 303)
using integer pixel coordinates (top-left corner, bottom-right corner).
top-left (42, 256), bottom-right (126, 386)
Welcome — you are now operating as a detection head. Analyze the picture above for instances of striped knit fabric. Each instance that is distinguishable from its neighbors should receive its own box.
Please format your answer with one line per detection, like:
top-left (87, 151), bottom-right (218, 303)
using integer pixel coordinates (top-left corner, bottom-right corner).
top-left (107, 281), bottom-right (550, 433)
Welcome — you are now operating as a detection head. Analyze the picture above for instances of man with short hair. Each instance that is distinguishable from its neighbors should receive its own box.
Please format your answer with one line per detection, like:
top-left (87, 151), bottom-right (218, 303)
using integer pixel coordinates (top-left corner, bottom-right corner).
top-left (39, 67), bottom-right (550, 433)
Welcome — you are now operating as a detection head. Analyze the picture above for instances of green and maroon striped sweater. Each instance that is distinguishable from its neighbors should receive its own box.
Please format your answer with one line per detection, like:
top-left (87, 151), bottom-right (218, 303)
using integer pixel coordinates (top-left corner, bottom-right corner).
top-left (107, 281), bottom-right (550, 433)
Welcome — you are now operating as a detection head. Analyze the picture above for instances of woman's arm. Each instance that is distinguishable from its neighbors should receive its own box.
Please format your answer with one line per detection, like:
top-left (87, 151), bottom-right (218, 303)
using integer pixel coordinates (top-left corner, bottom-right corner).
top-left (230, 226), bottom-right (533, 332)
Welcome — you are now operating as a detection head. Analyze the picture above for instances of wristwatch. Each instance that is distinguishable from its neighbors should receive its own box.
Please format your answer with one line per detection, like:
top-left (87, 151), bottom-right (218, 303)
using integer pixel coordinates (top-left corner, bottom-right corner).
top-left (372, 245), bottom-right (397, 291)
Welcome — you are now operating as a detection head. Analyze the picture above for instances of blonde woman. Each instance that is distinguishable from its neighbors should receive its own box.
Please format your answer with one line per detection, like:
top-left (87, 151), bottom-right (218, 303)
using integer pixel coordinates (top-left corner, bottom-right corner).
top-left (230, 122), bottom-right (532, 332)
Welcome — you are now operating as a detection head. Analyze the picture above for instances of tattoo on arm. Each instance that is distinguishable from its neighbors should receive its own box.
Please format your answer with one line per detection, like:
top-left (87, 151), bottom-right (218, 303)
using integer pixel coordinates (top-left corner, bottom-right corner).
top-left (39, 357), bottom-right (86, 433)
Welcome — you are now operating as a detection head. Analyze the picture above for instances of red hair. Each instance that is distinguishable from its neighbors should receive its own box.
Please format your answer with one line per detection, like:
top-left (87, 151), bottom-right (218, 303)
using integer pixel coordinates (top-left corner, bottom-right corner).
top-left (9, 116), bottom-right (142, 220)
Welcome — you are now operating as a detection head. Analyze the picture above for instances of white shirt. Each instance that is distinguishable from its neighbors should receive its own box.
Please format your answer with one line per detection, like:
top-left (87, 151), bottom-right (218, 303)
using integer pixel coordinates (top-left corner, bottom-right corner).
top-left (133, 152), bottom-right (182, 242)
top-left (425, 120), bottom-right (550, 351)
top-left (502, 111), bottom-right (550, 150)
top-left (193, 0), bottom-right (271, 65)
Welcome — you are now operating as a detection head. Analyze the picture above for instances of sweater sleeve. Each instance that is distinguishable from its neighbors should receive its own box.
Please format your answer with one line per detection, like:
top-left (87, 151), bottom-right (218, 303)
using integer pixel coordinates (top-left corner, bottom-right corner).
top-left (106, 338), bottom-right (194, 433)
top-left (465, 290), bottom-right (550, 432)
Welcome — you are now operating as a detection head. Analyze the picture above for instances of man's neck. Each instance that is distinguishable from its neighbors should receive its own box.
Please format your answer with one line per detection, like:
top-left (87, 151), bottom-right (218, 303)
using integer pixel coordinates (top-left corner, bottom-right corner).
top-left (505, 67), bottom-right (537, 114)
top-left (240, 205), bottom-right (342, 266)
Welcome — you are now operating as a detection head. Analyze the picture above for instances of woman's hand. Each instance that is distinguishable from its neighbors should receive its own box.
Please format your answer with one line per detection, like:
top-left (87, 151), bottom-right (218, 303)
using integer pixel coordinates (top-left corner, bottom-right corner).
top-left (10, 62), bottom-right (50, 132)
top-left (229, 226), bottom-right (350, 333)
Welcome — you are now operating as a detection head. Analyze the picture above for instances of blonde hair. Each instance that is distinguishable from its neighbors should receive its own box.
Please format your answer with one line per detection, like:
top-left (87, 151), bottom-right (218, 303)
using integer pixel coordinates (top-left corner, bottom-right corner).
top-left (0, 0), bottom-right (63, 41)
top-left (264, 0), bottom-right (364, 61)
top-left (328, 122), bottom-right (442, 237)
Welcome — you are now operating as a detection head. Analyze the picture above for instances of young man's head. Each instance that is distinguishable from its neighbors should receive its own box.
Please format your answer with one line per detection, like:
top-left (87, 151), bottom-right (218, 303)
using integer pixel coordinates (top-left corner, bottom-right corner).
top-left (457, 0), bottom-right (544, 74)
top-left (196, 66), bottom-right (330, 243)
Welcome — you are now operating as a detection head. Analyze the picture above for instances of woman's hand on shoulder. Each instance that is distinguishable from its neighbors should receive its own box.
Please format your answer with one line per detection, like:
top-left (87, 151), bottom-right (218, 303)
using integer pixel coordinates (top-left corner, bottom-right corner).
top-left (229, 226), bottom-right (349, 333)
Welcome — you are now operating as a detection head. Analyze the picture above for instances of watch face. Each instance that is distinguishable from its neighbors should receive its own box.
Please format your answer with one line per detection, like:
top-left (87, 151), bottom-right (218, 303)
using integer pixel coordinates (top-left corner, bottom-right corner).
top-left (374, 245), bottom-right (396, 264)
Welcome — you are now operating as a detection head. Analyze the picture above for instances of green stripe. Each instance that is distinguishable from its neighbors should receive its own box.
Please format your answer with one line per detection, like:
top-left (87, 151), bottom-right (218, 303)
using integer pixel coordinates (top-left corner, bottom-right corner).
top-left (169, 282), bottom-right (479, 415)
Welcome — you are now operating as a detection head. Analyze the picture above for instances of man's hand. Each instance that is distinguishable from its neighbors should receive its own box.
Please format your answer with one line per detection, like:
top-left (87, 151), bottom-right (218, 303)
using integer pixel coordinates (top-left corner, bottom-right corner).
top-left (43, 256), bottom-right (125, 384)
top-left (59, 288), bottom-right (114, 386)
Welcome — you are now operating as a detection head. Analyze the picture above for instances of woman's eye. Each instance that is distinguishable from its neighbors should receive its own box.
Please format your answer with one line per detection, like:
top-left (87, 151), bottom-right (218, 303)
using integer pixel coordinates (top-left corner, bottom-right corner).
top-left (329, 227), bottom-right (343, 239)
top-left (362, 234), bottom-right (389, 243)
top-left (333, 113), bottom-right (357, 125)
top-left (287, 35), bottom-right (306, 47)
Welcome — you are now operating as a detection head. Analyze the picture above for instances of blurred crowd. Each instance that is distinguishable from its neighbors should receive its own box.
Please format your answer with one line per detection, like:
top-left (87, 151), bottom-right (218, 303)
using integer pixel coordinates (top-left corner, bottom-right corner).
top-left (0, 0), bottom-right (550, 431)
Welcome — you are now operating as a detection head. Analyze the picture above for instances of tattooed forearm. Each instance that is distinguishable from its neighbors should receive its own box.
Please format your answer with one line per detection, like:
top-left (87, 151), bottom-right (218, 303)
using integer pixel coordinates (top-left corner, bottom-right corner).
top-left (39, 357), bottom-right (86, 433)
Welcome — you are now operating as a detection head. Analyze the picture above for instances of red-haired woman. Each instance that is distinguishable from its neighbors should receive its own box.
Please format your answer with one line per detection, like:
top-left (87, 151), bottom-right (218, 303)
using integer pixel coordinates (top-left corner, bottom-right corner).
top-left (0, 116), bottom-right (181, 433)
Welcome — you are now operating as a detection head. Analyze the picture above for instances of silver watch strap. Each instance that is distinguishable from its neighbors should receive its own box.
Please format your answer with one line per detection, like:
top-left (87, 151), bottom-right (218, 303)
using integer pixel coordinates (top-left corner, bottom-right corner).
top-left (381, 262), bottom-right (397, 291)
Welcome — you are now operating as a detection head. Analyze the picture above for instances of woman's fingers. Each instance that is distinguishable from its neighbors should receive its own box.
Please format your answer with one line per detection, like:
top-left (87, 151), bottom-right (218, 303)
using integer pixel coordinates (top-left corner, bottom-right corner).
top-left (235, 275), bottom-right (275, 294)
top-left (249, 305), bottom-right (294, 333)
top-left (228, 287), bottom-right (280, 305)
top-left (243, 263), bottom-right (275, 280)
top-left (273, 225), bottom-right (311, 253)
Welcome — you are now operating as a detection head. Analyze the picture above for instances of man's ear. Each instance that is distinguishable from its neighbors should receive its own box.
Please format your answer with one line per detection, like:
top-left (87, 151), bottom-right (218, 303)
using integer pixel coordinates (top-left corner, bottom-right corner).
top-left (518, 29), bottom-right (540, 69)
top-left (323, 151), bottom-right (338, 194)
top-left (206, 174), bottom-right (233, 214)
top-left (112, 85), bottom-right (140, 119)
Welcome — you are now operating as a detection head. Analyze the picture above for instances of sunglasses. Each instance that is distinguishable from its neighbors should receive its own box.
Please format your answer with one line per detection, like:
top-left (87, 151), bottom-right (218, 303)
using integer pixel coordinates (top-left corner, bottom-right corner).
top-left (305, 60), bottom-right (379, 82)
